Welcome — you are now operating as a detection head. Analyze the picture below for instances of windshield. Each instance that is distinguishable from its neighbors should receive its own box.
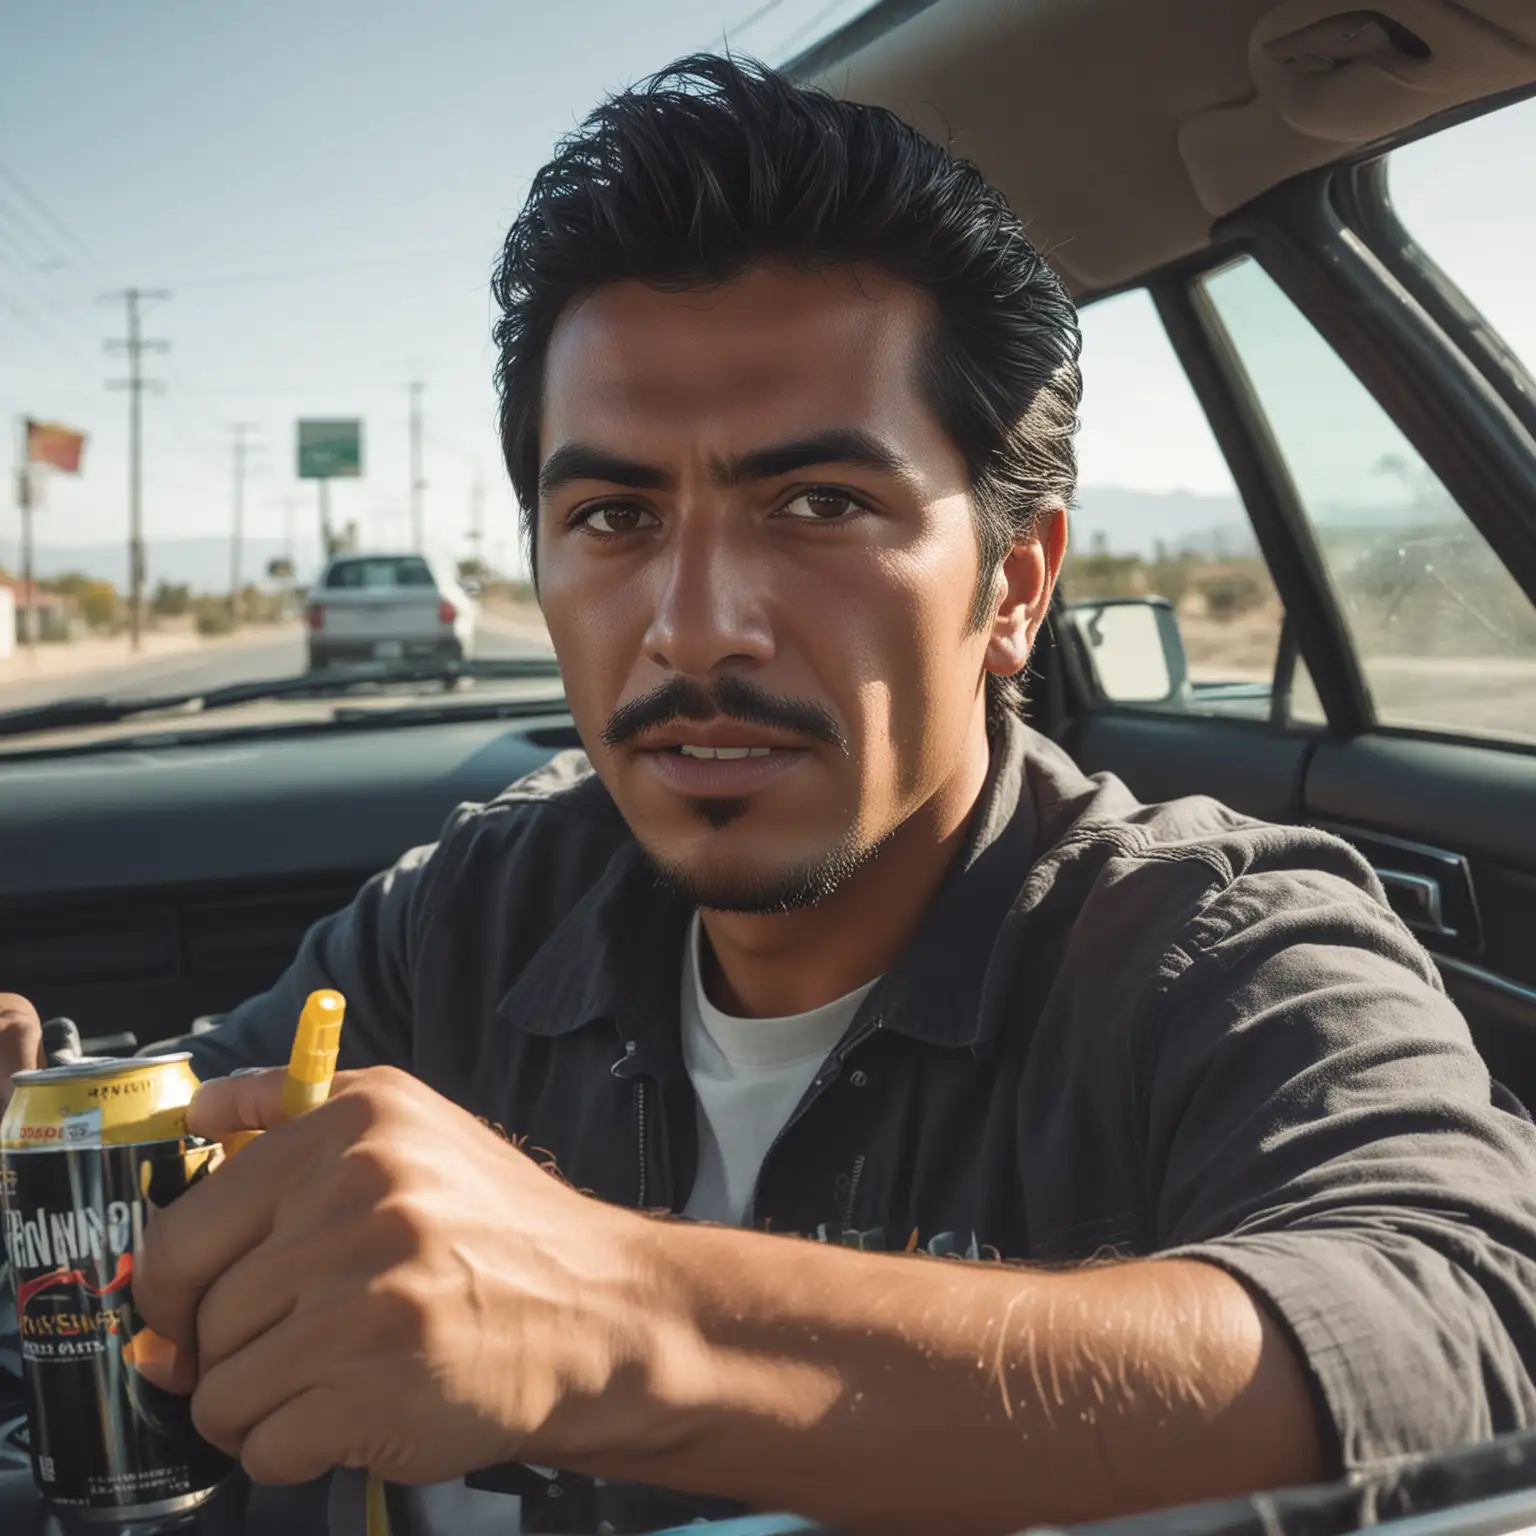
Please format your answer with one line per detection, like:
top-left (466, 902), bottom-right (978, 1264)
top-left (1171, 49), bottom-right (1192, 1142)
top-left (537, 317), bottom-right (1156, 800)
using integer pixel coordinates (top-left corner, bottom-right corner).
top-left (0, 4), bottom-right (877, 736)
top-left (324, 556), bottom-right (438, 590)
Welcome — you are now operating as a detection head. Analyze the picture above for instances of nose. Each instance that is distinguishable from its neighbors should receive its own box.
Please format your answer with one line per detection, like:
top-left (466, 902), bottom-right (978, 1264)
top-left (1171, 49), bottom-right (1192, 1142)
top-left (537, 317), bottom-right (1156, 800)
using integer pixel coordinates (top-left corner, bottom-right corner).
top-left (642, 512), bottom-right (774, 678)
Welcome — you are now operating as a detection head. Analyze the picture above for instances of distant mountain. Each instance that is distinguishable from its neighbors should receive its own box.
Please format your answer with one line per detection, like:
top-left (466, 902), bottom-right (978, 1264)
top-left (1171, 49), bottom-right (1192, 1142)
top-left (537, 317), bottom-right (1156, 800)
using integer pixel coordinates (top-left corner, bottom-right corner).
top-left (1069, 485), bottom-right (1456, 560)
top-left (1070, 487), bottom-right (1254, 560)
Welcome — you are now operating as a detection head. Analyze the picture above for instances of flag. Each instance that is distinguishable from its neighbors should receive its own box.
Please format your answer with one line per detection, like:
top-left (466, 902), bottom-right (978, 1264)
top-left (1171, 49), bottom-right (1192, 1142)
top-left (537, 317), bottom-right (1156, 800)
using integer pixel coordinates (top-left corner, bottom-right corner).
top-left (26, 418), bottom-right (86, 474)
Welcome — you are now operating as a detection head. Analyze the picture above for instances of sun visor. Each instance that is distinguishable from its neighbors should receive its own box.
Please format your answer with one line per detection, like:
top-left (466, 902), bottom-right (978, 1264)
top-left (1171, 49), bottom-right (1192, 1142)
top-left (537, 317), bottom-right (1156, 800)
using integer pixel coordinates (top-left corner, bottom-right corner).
top-left (1180, 1), bottom-right (1536, 218)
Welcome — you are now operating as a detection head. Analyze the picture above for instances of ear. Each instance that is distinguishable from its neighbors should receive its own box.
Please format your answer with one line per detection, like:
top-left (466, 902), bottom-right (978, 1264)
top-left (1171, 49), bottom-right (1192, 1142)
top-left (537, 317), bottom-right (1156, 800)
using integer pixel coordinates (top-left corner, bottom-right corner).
top-left (983, 506), bottom-right (1068, 679)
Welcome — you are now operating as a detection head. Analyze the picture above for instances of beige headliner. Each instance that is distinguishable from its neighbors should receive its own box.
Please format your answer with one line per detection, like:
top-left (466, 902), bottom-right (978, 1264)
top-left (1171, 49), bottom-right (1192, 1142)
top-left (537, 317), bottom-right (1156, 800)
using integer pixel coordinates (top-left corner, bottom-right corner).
top-left (806, 0), bottom-right (1536, 296)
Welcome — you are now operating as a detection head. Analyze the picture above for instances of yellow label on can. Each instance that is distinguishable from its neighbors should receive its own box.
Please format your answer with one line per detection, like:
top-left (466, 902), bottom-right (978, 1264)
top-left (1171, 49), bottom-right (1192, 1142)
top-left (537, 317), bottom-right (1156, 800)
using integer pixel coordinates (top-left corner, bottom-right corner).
top-left (0, 1056), bottom-right (202, 1150)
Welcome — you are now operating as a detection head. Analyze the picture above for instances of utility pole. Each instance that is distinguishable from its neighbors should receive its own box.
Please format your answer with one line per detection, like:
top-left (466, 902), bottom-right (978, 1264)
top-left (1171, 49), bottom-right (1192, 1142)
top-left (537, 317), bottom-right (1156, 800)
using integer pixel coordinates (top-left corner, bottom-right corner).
top-left (407, 380), bottom-right (424, 553)
top-left (468, 466), bottom-right (484, 573)
top-left (227, 423), bottom-right (258, 619)
top-left (104, 288), bottom-right (170, 650)
top-left (13, 420), bottom-right (34, 650)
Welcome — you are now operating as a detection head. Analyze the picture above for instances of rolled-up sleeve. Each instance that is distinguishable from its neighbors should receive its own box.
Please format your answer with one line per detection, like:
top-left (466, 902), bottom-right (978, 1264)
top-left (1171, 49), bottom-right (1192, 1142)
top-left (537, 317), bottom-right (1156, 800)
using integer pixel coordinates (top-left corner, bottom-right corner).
top-left (1148, 866), bottom-right (1536, 1471)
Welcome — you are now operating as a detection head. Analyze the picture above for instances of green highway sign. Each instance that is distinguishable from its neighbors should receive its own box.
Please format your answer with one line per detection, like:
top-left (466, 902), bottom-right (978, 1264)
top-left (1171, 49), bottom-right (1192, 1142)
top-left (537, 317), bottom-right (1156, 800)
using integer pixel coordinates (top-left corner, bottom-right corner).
top-left (297, 418), bottom-right (363, 480)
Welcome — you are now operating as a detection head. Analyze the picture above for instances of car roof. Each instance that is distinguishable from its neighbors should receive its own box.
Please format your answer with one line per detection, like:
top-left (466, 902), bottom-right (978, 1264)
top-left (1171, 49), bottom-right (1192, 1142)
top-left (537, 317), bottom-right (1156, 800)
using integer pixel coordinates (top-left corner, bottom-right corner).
top-left (792, 0), bottom-right (1536, 298)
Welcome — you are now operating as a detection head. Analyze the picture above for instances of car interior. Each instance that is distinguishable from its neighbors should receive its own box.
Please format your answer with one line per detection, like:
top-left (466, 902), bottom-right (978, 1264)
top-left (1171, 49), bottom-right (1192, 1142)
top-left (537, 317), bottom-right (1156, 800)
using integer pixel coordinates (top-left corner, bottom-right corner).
top-left (3, 2), bottom-right (1536, 1533)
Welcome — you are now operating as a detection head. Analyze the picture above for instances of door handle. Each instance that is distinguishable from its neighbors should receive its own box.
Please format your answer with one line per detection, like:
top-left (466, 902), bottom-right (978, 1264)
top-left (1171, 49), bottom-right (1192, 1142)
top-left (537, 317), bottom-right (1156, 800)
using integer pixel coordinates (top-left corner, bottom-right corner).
top-left (1376, 868), bottom-right (1459, 939)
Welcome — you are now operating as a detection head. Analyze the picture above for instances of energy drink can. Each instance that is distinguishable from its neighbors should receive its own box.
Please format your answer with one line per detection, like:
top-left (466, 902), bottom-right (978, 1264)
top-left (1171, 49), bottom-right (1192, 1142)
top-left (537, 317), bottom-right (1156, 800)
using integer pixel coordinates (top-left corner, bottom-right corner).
top-left (0, 1054), bottom-right (232, 1526)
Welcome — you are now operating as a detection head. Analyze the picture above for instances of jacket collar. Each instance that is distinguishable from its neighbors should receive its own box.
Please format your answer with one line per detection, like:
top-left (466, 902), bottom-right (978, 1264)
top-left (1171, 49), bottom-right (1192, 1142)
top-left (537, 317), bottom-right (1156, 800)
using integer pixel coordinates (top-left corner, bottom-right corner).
top-left (497, 716), bottom-right (1039, 1053)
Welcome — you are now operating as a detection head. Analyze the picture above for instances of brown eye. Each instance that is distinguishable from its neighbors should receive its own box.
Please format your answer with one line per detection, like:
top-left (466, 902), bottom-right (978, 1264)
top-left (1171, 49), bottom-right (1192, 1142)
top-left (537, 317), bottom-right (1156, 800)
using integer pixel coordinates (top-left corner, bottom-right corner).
top-left (779, 490), bottom-right (863, 522)
top-left (580, 503), bottom-right (656, 535)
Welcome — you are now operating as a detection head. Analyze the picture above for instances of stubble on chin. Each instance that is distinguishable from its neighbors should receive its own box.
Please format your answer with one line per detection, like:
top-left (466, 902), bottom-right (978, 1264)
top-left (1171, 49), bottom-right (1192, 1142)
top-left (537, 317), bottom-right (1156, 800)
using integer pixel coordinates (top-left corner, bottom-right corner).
top-left (638, 814), bottom-right (886, 916)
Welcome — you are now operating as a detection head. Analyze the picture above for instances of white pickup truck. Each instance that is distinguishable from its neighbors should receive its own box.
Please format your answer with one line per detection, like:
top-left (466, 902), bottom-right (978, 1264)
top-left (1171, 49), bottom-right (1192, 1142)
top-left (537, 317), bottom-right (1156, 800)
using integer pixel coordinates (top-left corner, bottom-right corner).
top-left (305, 553), bottom-right (478, 669)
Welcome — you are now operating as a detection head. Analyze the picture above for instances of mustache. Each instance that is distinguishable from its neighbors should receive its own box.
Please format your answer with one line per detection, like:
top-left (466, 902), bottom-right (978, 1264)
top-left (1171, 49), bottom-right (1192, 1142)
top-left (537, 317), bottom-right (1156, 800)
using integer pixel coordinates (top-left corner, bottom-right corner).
top-left (602, 675), bottom-right (847, 754)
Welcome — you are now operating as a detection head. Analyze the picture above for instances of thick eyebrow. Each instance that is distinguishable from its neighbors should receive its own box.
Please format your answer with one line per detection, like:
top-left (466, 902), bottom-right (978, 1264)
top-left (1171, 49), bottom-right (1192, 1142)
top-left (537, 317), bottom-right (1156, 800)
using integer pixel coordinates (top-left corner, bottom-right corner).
top-left (715, 429), bottom-right (911, 487)
top-left (537, 443), bottom-right (670, 502)
top-left (537, 428), bottom-right (913, 504)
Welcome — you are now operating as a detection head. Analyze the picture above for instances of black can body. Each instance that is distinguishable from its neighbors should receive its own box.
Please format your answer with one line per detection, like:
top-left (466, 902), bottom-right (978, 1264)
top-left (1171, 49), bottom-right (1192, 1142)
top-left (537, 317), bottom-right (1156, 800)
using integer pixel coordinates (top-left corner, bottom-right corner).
top-left (1, 1057), bottom-right (232, 1525)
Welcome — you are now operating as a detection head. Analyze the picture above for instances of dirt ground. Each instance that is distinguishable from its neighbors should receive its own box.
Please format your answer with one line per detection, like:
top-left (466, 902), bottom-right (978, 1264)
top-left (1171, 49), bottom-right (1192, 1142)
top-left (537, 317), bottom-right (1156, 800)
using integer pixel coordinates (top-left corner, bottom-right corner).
top-left (1179, 604), bottom-right (1283, 682)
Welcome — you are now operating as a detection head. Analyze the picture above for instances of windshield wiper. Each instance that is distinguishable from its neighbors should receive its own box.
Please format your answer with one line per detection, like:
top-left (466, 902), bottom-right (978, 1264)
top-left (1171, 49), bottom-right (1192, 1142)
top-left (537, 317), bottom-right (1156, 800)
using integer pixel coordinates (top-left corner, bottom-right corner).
top-left (0, 655), bottom-right (564, 740)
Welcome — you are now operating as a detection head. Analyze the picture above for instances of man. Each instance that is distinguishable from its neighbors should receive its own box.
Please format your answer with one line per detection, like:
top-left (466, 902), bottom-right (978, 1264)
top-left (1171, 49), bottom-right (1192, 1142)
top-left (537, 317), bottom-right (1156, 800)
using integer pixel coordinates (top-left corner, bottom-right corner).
top-left (5, 54), bottom-right (1536, 1536)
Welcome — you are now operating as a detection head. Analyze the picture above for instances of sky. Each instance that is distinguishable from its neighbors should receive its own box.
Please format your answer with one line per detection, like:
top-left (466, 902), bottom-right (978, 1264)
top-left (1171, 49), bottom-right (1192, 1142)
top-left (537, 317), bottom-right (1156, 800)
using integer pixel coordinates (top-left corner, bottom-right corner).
top-left (2, 3), bottom-right (1534, 586)
top-left (0, 0), bottom-right (878, 582)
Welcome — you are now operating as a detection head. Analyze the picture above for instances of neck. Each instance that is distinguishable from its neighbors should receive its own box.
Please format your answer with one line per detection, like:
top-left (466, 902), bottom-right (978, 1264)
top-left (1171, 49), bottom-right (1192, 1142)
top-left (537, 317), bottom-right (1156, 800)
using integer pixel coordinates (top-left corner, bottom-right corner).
top-left (699, 710), bottom-right (994, 1018)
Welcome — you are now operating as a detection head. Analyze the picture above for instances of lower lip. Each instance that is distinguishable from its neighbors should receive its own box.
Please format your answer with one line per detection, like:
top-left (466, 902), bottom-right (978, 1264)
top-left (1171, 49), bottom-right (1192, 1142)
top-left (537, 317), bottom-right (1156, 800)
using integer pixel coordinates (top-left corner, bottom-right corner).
top-left (640, 748), bottom-right (808, 797)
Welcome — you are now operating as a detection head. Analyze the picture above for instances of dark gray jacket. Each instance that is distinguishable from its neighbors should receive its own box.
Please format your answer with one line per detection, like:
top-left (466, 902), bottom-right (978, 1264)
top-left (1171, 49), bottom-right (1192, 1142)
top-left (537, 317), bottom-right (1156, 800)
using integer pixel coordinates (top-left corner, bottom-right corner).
top-left (191, 716), bottom-right (1536, 1504)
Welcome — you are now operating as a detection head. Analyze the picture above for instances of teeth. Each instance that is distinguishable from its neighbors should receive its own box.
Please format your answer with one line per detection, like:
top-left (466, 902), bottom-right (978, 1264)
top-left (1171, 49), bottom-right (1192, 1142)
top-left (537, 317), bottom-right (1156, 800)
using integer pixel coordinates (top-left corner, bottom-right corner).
top-left (677, 745), bottom-right (775, 759)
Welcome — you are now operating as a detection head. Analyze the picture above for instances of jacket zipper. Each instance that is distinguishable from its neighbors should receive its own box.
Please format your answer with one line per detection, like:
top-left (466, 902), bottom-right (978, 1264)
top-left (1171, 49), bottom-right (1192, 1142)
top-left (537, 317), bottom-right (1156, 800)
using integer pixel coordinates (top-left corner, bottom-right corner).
top-left (744, 1011), bottom-right (882, 1228)
top-left (841, 1153), bottom-right (867, 1228)
top-left (634, 1078), bottom-right (648, 1209)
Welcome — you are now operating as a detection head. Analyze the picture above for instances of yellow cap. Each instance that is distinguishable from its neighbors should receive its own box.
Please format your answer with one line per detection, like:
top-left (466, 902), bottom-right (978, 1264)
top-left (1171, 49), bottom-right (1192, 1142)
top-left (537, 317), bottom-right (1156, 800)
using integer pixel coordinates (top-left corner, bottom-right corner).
top-left (281, 990), bottom-right (345, 1119)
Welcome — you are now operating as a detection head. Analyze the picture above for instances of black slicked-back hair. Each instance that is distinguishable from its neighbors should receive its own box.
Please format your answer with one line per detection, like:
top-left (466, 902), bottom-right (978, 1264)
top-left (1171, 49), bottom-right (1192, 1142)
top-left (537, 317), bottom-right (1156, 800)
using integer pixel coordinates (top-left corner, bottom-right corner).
top-left (491, 53), bottom-right (1081, 715)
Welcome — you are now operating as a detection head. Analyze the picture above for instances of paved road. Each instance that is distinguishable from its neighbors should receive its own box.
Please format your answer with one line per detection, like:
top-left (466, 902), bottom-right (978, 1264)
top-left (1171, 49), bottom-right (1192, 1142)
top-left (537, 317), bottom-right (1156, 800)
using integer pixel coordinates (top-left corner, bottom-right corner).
top-left (0, 620), bottom-right (553, 714)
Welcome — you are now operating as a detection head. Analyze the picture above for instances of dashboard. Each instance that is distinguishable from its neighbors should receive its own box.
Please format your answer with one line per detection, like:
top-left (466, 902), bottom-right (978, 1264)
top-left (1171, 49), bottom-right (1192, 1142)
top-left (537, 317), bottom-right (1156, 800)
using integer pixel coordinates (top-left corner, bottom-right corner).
top-left (0, 711), bottom-right (580, 1049)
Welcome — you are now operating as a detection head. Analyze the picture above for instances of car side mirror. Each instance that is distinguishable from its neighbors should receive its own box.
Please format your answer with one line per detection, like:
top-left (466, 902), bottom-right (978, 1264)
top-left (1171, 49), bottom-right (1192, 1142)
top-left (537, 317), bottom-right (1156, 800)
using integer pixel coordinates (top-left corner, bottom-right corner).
top-left (461, 578), bottom-right (481, 599)
top-left (1062, 596), bottom-right (1191, 707)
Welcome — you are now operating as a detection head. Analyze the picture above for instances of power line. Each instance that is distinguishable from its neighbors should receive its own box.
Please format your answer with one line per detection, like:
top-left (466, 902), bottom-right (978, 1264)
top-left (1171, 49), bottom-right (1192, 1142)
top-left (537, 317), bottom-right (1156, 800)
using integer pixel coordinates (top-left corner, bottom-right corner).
top-left (0, 221), bottom-right (100, 368)
top-left (103, 288), bottom-right (171, 650)
top-left (774, 0), bottom-right (859, 59)
top-left (0, 163), bottom-right (102, 275)
top-left (713, 0), bottom-right (789, 47)
top-left (0, 216), bottom-right (74, 306)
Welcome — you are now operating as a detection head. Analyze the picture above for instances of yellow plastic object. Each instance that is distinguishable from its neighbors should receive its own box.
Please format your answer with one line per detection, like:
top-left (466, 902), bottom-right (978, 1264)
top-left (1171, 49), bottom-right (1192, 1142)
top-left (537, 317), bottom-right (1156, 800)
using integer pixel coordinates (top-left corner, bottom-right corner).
top-left (366, 1469), bottom-right (391, 1536)
top-left (218, 990), bottom-right (345, 1159)
top-left (281, 989), bottom-right (345, 1118)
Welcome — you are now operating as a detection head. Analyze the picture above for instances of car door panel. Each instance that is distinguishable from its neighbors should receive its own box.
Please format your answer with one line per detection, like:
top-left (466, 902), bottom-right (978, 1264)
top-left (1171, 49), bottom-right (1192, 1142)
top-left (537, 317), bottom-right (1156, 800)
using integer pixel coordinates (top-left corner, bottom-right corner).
top-left (1063, 712), bottom-right (1310, 826)
top-left (1303, 734), bottom-right (1536, 1103)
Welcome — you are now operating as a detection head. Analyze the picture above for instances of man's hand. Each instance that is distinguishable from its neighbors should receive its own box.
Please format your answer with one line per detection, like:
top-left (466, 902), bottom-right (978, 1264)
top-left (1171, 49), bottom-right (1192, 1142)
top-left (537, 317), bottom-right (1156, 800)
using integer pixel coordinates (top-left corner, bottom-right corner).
top-left (135, 1064), bottom-right (1324, 1531)
top-left (134, 1067), bottom-right (659, 1488)
top-left (0, 994), bottom-right (43, 1102)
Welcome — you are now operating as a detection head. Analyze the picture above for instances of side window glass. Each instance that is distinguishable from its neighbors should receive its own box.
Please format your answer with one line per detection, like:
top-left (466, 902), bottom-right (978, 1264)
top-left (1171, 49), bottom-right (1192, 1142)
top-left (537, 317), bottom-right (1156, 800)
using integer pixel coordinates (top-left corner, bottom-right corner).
top-left (1201, 256), bottom-right (1536, 748)
top-left (1067, 288), bottom-right (1286, 721)
top-left (1387, 97), bottom-right (1536, 383)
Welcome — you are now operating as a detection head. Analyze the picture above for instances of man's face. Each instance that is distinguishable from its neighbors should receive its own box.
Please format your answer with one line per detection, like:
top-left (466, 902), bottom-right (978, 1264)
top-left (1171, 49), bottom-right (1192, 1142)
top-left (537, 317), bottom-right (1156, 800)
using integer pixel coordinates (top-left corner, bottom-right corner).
top-left (536, 266), bottom-right (1048, 912)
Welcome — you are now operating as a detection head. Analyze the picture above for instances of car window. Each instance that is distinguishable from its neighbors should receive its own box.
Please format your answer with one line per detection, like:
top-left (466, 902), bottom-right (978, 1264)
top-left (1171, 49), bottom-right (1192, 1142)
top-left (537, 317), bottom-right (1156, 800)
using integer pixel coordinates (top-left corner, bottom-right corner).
top-left (1387, 95), bottom-right (1536, 381)
top-left (324, 557), bottom-right (437, 591)
top-left (1200, 255), bottom-right (1536, 748)
top-left (1068, 287), bottom-right (1293, 721)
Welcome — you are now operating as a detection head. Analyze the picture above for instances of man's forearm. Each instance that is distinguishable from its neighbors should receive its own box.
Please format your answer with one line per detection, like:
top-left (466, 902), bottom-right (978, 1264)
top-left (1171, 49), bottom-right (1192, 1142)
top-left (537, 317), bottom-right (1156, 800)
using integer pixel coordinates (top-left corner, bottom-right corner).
top-left (569, 1218), bottom-right (1327, 1536)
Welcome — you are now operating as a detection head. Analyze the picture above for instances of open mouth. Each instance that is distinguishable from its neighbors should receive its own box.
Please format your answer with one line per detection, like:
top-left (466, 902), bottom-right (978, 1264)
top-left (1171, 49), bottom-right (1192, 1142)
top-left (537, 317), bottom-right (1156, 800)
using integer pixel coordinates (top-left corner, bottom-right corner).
top-left (641, 742), bottom-right (808, 797)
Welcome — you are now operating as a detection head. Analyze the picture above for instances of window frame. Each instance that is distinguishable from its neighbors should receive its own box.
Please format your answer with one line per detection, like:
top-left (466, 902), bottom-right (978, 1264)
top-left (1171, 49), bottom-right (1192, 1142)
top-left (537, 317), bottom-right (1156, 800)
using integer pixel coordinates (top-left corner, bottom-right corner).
top-left (1215, 163), bottom-right (1536, 640)
top-left (1068, 96), bottom-right (1536, 755)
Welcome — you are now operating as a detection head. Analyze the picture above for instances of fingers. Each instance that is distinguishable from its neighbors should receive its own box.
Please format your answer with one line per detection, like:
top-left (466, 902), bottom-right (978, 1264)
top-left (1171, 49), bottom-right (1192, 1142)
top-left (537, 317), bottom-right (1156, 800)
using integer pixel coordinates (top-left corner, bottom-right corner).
top-left (134, 1107), bottom-right (329, 1351)
top-left (0, 994), bottom-right (43, 1102)
top-left (192, 1293), bottom-right (372, 1473)
top-left (235, 1387), bottom-right (349, 1487)
top-left (186, 1067), bottom-right (291, 1139)
top-left (187, 1065), bottom-right (384, 1139)
top-left (135, 1074), bottom-right (386, 1355)
top-left (194, 1231), bottom-right (305, 1373)
top-left (122, 1326), bottom-right (199, 1396)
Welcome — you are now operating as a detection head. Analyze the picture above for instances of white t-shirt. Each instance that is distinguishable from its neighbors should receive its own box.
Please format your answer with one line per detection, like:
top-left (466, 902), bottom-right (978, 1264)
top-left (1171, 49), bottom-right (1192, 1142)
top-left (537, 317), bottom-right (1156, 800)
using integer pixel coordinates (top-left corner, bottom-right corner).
top-left (679, 912), bottom-right (879, 1227)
